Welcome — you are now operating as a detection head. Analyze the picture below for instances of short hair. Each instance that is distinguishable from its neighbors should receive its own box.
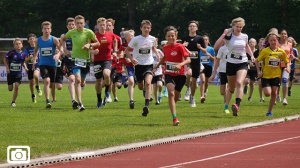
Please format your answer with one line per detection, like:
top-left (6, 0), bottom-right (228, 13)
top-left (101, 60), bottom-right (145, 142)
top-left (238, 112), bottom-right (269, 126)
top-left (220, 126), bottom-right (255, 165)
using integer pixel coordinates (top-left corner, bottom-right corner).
top-left (124, 29), bottom-right (135, 37)
top-left (75, 15), bottom-right (85, 21)
top-left (97, 17), bottom-right (106, 23)
top-left (13, 38), bottom-right (23, 45)
top-left (230, 17), bottom-right (245, 27)
top-left (66, 17), bottom-right (75, 25)
top-left (106, 18), bottom-right (115, 25)
top-left (288, 37), bottom-right (297, 47)
top-left (269, 28), bottom-right (278, 34)
top-left (163, 26), bottom-right (178, 35)
top-left (27, 33), bottom-right (36, 40)
top-left (140, 20), bottom-right (152, 27)
top-left (266, 32), bottom-right (280, 41)
top-left (41, 21), bottom-right (52, 29)
top-left (188, 20), bottom-right (199, 28)
top-left (249, 38), bottom-right (257, 44)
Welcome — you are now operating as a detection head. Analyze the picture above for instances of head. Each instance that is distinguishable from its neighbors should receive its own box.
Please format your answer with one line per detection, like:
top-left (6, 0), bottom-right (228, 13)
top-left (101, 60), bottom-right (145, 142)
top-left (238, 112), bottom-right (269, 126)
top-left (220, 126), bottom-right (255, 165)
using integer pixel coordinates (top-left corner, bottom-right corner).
top-left (288, 37), bottom-right (297, 47)
top-left (140, 20), bottom-right (152, 36)
top-left (27, 33), bottom-right (36, 46)
top-left (269, 28), bottom-right (278, 34)
top-left (106, 18), bottom-right (115, 32)
top-left (13, 38), bottom-right (23, 50)
top-left (258, 37), bottom-right (265, 49)
top-left (248, 38), bottom-right (257, 48)
top-left (163, 26), bottom-right (178, 45)
top-left (230, 17), bottom-right (245, 34)
top-left (203, 35), bottom-right (210, 47)
top-left (97, 17), bottom-right (107, 32)
top-left (188, 20), bottom-right (199, 33)
top-left (41, 21), bottom-right (52, 36)
top-left (280, 29), bottom-right (288, 40)
top-left (66, 17), bottom-right (76, 30)
top-left (124, 29), bottom-right (135, 43)
top-left (75, 15), bottom-right (85, 31)
top-left (266, 32), bottom-right (280, 48)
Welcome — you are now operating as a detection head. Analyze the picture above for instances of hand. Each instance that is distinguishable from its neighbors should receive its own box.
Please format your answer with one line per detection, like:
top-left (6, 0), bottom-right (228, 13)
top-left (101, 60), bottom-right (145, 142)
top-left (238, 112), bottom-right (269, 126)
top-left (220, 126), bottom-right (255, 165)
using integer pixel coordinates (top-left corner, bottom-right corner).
top-left (53, 54), bottom-right (60, 61)
top-left (173, 64), bottom-right (181, 72)
top-left (64, 50), bottom-right (71, 57)
top-left (258, 71), bottom-right (262, 78)
top-left (125, 58), bottom-right (131, 63)
top-left (208, 73), bottom-right (216, 82)
top-left (6, 68), bottom-right (10, 74)
top-left (82, 43), bottom-right (90, 50)
top-left (183, 41), bottom-right (189, 47)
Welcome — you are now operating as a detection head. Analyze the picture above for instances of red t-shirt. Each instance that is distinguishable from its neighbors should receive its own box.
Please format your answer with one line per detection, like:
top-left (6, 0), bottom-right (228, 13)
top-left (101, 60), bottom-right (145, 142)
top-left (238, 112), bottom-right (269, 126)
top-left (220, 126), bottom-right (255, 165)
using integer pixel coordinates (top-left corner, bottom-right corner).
top-left (163, 43), bottom-right (189, 76)
top-left (120, 42), bottom-right (133, 67)
top-left (94, 31), bottom-right (115, 61)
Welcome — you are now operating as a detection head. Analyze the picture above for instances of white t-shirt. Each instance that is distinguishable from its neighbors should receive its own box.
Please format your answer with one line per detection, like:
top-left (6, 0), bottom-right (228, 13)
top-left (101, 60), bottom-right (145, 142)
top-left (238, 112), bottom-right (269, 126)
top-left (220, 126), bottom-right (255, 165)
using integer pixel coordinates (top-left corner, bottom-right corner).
top-left (153, 49), bottom-right (163, 76)
top-left (128, 35), bottom-right (155, 65)
top-left (216, 45), bottom-right (228, 73)
top-left (225, 33), bottom-right (248, 64)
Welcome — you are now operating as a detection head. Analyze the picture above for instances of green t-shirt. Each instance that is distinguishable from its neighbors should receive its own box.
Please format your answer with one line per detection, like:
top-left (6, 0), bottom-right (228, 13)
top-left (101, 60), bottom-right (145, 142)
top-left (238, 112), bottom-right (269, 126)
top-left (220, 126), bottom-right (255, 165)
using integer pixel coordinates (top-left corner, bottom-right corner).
top-left (65, 28), bottom-right (96, 60)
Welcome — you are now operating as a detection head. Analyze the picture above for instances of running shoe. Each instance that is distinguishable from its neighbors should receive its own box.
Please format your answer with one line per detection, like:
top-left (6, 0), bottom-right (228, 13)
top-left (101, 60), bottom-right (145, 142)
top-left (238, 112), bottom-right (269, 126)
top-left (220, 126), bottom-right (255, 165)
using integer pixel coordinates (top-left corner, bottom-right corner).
top-left (201, 97), bottom-right (205, 103)
top-left (102, 96), bottom-right (107, 107)
top-left (223, 109), bottom-right (230, 114)
top-left (52, 100), bottom-right (57, 103)
top-left (36, 87), bottom-right (42, 96)
top-left (178, 95), bottom-right (182, 101)
top-left (123, 80), bottom-right (128, 88)
top-left (114, 97), bottom-right (119, 102)
top-left (173, 118), bottom-right (180, 126)
top-left (260, 98), bottom-right (264, 103)
top-left (204, 89), bottom-right (208, 97)
top-left (106, 95), bottom-right (112, 103)
top-left (276, 94), bottom-right (281, 102)
top-left (184, 89), bottom-right (190, 101)
top-left (163, 89), bottom-right (168, 97)
top-left (32, 94), bottom-right (36, 103)
top-left (232, 104), bottom-right (239, 116)
top-left (266, 112), bottom-right (273, 117)
top-left (248, 97), bottom-right (252, 101)
top-left (96, 101), bottom-right (102, 108)
top-left (81, 83), bottom-right (86, 90)
top-left (243, 85), bottom-right (248, 95)
top-left (283, 98), bottom-right (288, 106)
top-left (190, 97), bottom-right (196, 107)
top-left (11, 102), bottom-right (16, 107)
top-left (155, 101), bottom-right (160, 105)
top-left (158, 94), bottom-right (163, 103)
top-left (46, 102), bottom-right (52, 108)
top-left (129, 100), bottom-right (135, 109)
top-left (72, 100), bottom-right (79, 109)
top-left (288, 90), bottom-right (291, 96)
top-left (142, 106), bottom-right (149, 116)
top-left (78, 104), bottom-right (85, 112)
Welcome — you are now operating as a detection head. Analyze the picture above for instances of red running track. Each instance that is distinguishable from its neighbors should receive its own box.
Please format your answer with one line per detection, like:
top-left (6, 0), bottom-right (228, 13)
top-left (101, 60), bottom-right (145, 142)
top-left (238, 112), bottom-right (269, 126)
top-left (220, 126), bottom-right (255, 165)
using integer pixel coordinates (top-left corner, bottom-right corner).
top-left (42, 119), bottom-right (300, 168)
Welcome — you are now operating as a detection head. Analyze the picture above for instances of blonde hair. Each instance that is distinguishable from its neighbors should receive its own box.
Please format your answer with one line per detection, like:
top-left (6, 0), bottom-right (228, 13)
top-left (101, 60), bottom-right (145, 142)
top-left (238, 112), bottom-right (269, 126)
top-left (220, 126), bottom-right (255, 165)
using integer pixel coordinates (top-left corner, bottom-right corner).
top-left (13, 38), bottom-right (23, 45)
top-left (41, 21), bottom-right (52, 29)
top-left (106, 18), bottom-right (115, 25)
top-left (230, 17), bottom-right (245, 27)
top-left (249, 38), bottom-right (257, 44)
top-left (269, 28), bottom-right (278, 34)
top-left (266, 32), bottom-right (280, 41)
top-left (97, 17), bottom-right (106, 23)
top-left (124, 29), bottom-right (135, 37)
top-left (288, 37), bottom-right (297, 47)
top-left (66, 17), bottom-right (75, 25)
top-left (75, 15), bottom-right (85, 21)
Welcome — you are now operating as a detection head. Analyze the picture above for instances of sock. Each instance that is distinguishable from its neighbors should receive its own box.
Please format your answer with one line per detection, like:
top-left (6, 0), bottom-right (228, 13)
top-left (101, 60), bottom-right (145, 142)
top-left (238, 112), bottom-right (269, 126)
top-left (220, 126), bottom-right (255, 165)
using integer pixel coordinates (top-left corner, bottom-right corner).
top-left (225, 105), bottom-right (229, 109)
top-left (288, 87), bottom-right (291, 91)
top-left (32, 94), bottom-right (35, 98)
top-left (97, 93), bottom-right (102, 102)
top-left (236, 98), bottom-right (242, 106)
top-left (158, 92), bottom-right (162, 97)
top-left (145, 99), bottom-right (150, 107)
top-left (172, 113), bottom-right (177, 119)
top-left (36, 85), bottom-right (40, 89)
top-left (46, 99), bottom-right (50, 103)
top-left (105, 85), bottom-right (110, 97)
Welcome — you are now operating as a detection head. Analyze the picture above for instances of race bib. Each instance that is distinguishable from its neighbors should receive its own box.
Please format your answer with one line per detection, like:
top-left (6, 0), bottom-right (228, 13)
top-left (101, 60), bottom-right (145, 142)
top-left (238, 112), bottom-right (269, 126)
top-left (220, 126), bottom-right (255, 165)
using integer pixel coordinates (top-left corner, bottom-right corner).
top-left (231, 54), bottom-right (242, 60)
top-left (41, 47), bottom-right (52, 56)
top-left (190, 51), bottom-right (199, 59)
top-left (165, 62), bottom-right (178, 73)
top-left (57, 60), bottom-right (62, 67)
top-left (10, 63), bottom-right (21, 71)
top-left (75, 58), bottom-right (87, 68)
top-left (268, 58), bottom-right (279, 67)
top-left (200, 56), bottom-right (210, 63)
top-left (94, 64), bottom-right (102, 73)
top-left (139, 48), bottom-right (150, 55)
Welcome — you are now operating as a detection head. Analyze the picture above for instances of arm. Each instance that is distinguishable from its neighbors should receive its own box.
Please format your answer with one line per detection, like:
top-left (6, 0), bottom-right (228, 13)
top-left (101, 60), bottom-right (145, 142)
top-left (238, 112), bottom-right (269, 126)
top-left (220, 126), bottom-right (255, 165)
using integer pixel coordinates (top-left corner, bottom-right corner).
top-left (112, 37), bottom-right (118, 57)
top-left (22, 61), bottom-right (28, 72)
top-left (125, 46), bottom-right (137, 65)
top-left (53, 37), bottom-right (61, 61)
top-left (255, 59), bottom-right (262, 78)
top-left (214, 29), bottom-right (230, 50)
top-left (174, 56), bottom-right (191, 71)
top-left (208, 57), bottom-right (220, 82)
top-left (245, 43), bottom-right (255, 62)
top-left (3, 56), bottom-right (10, 74)
top-left (32, 41), bottom-right (39, 70)
top-left (60, 34), bottom-right (71, 57)
top-left (82, 37), bottom-right (100, 50)
top-left (153, 56), bottom-right (166, 73)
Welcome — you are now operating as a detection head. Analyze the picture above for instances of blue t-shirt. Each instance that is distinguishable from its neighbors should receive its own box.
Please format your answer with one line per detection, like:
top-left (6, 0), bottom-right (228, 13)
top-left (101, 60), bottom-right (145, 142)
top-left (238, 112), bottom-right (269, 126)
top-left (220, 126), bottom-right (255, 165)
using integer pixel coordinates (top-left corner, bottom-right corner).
top-left (200, 46), bottom-right (215, 66)
top-left (38, 36), bottom-right (57, 66)
top-left (63, 38), bottom-right (73, 66)
top-left (24, 46), bottom-right (40, 69)
top-left (5, 49), bottom-right (26, 76)
top-left (291, 48), bottom-right (299, 70)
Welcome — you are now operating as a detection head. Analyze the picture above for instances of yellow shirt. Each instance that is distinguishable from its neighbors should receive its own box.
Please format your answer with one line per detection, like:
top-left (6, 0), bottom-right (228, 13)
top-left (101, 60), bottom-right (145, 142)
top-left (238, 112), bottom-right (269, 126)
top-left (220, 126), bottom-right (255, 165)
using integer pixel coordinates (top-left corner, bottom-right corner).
top-left (257, 47), bottom-right (289, 79)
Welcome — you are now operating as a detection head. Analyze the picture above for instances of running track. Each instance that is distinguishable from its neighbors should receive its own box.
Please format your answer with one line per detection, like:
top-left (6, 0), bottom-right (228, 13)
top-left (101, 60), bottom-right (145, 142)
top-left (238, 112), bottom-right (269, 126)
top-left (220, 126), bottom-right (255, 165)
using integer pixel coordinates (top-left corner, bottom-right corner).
top-left (40, 118), bottom-right (300, 168)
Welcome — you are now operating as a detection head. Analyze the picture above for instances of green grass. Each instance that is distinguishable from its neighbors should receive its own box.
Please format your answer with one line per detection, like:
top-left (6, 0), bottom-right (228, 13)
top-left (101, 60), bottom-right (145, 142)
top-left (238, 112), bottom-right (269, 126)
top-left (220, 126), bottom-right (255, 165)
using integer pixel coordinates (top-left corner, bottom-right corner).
top-left (0, 83), bottom-right (299, 163)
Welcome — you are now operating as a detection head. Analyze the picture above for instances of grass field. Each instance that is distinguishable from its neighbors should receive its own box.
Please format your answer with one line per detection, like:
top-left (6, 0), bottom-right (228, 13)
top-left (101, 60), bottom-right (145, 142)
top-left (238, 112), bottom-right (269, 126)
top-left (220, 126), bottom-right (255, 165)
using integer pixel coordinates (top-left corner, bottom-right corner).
top-left (0, 83), bottom-right (299, 163)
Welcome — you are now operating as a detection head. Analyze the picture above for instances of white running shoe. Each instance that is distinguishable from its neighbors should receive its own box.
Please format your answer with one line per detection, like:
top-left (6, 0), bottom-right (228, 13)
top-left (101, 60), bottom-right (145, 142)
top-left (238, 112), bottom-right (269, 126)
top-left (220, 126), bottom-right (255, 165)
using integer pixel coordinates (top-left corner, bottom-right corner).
top-left (184, 89), bottom-right (190, 101)
top-left (283, 98), bottom-right (288, 106)
top-left (106, 95), bottom-right (112, 103)
top-left (276, 94), bottom-right (281, 102)
top-left (190, 97), bottom-right (196, 107)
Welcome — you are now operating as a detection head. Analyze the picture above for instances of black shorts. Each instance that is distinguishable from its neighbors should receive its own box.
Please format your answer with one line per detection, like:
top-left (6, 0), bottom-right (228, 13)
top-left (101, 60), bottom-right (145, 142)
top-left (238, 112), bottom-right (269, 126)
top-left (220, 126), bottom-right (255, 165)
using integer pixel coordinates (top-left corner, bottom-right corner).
top-left (203, 64), bottom-right (213, 78)
top-left (190, 60), bottom-right (200, 78)
top-left (94, 60), bottom-right (112, 79)
top-left (135, 65), bottom-right (153, 83)
top-left (55, 67), bottom-right (64, 84)
top-left (247, 69), bottom-right (257, 81)
top-left (261, 77), bottom-right (280, 88)
top-left (219, 72), bottom-right (228, 85)
top-left (165, 74), bottom-right (186, 92)
top-left (40, 65), bottom-right (57, 82)
top-left (289, 70), bottom-right (295, 82)
top-left (27, 69), bottom-right (34, 80)
top-left (65, 65), bottom-right (73, 77)
top-left (113, 73), bottom-right (122, 84)
top-left (226, 62), bottom-right (248, 76)
top-left (151, 75), bottom-right (162, 84)
top-left (7, 74), bottom-right (22, 85)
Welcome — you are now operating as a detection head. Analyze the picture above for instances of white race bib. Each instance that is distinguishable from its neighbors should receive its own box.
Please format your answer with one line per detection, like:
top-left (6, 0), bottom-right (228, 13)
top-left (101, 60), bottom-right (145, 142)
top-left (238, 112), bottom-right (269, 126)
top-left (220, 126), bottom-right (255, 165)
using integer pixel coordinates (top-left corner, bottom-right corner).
top-left (94, 64), bottom-right (102, 73)
top-left (268, 58), bottom-right (280, 67)
top-left (41, 47), bottom-right (52, 56)
top-left (75, 58), bottom-right (87, 68)
top-left (165, 62), bottom-right (178, 73)
top-left (200, 56), bottom-right (210, 63)
top-left (10, 63), bottom-right (21, 71)
top-left (190, 51), bottom-right (199, 59)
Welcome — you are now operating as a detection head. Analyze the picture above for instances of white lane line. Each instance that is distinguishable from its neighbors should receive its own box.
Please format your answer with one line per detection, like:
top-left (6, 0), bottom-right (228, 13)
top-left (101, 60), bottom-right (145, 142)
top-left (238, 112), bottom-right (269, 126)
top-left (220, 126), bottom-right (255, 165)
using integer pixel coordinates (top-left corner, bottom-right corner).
top-left (160, 135), bottom-right (300, 168)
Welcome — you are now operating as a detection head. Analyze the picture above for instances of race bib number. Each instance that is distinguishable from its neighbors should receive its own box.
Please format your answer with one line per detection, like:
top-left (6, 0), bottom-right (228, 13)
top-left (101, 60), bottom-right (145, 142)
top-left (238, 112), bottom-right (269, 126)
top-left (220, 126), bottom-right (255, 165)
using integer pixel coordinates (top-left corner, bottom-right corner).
top-left (94, 64), bottom-right (102, 73)
top-left (190, 51), bottom-right (199, 59)
top-left (10, 63), bottom-right (21, 71)
top-left (231, 54), bottom-right (242, 60)
top-left (75, 58), bottom-right (87, 68)
top-left (268, 58), bottom-right (279, 67)
top-left (165, 62), bottom-right (178, 73)
top-left (41, 47), bottom-right (52, 56)
top-left (200, 56), bottom-right (210, 63)
top-left (139, 48), bottom-right (150, 55)
top-left (57, 60), bottom-right (62, 67)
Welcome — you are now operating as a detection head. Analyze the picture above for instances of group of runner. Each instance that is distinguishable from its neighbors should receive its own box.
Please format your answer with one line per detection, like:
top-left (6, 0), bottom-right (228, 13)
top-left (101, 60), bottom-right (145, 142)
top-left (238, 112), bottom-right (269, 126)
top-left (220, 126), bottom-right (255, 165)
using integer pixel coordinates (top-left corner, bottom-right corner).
top-left (4, 16), bottom-right (298, 125)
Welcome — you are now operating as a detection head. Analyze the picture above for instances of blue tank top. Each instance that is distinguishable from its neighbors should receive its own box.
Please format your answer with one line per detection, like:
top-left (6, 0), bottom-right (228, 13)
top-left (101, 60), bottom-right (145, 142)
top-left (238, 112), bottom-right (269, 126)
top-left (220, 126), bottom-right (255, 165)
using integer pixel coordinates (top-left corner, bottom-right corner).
top-left (38, 36), bottom-right (57, 66)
